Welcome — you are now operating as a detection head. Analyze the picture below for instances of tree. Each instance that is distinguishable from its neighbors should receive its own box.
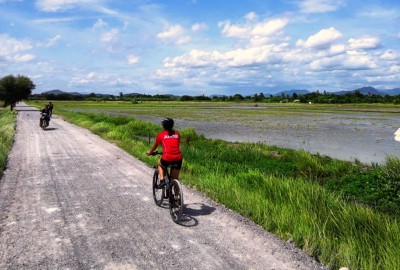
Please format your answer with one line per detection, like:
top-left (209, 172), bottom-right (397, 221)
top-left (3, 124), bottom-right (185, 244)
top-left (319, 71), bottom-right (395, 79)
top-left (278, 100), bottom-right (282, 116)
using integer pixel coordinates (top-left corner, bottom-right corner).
top-left (0, 74), bottom-right (35, 110)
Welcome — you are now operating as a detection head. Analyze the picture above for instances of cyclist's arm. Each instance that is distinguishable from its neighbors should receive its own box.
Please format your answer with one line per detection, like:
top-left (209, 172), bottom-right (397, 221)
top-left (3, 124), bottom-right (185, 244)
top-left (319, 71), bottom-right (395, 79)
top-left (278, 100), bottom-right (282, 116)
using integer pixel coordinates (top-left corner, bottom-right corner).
top-left (146, 142), bottom-right (159, 156)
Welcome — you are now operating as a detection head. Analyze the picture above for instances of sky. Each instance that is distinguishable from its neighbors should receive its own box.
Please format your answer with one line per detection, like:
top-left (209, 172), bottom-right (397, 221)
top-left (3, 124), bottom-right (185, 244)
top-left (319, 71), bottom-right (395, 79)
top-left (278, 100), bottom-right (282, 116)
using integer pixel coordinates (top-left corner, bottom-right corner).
top-left (0, 0), bottom-right (399, 96)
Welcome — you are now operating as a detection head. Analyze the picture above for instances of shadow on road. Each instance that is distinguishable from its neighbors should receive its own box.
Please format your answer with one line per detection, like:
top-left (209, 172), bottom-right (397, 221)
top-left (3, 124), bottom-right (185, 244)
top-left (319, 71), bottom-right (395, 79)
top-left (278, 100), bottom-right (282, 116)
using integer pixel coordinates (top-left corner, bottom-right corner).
top-left (185, 203), bottom-right (216, 217)
top-left (156, 202), bottom-right (216, 227)
top-left (15, 109), bottom-right (39, 112)
top-left (43, 128), bottom-right (57, 131)
top-left (178, 203), bottom-right (216, 227)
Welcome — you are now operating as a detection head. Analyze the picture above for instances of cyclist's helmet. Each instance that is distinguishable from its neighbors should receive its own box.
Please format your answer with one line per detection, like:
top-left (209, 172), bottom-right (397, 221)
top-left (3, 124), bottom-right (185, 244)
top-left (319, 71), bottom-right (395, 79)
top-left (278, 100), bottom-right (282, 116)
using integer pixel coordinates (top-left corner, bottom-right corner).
top-left (162, 118), bottom-right (174, 130)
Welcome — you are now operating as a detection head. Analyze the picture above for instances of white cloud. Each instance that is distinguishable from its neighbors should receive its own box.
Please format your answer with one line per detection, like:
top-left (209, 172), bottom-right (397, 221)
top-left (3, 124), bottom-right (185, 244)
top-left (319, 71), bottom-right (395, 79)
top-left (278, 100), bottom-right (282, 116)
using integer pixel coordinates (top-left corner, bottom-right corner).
top-left (36, 0), bottom-right (98, 12)
top-left (101, 28), bottom-right (119, 42)
top-left (219, 21), bottom-right (250, 38)
top-left (13, 54), bottom-right (36, 62)
top-left (359, 7), bottom-right (398, 20)
top-left (348, 37), bottom-right (381, 50)
top-left (32, 17), bottom-right (77, 23)
top-left (296, 27), bottom-right (342, 49)
top-left (92, 18), bottom-right (107, 31)
top-left (380, 50), bottom-right (400, 61)
top-left (328, 44), bottom-right (346, 55)
top-left (127, 54), bottom-right (139, 65)
top-left (245, 12), bottom-right (258, 22)
top-left (162, 42), bottom-right (289, 71)
top-left (163, 49), bottom-right (224, 68)
top-left (310, 51), bottom-right (377, 71)
top-left (191, 23), bottom-right (208, 32)
top-left (297, 0), bottom-right (346, 13)
top-left (0, 34), bottom-right (35, 62)
top-left (72, 71), bottom-right (100, 84)
top-left (44, 35), bottom-right (62, 47)
top-left (219, 17), bottom-right (288, 40)
top-left (157, 24), bottom-right (190, 45)
top-left (251, 18), bottom-right (288, 36)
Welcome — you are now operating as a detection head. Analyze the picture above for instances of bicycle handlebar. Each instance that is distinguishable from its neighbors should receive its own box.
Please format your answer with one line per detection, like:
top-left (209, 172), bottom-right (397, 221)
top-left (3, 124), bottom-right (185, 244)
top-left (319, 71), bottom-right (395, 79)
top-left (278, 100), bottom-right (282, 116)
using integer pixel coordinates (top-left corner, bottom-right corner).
top-left (149, 151), bottom-right (162, 156)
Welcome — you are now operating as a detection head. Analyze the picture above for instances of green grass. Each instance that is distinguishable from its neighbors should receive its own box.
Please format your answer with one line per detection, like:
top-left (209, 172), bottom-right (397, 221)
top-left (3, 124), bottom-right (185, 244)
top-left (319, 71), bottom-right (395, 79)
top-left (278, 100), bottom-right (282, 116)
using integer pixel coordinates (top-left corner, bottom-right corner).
top-left (29, 100), bottom-right (400, 270)
top-left (0, 108), bottom-right (16, 178)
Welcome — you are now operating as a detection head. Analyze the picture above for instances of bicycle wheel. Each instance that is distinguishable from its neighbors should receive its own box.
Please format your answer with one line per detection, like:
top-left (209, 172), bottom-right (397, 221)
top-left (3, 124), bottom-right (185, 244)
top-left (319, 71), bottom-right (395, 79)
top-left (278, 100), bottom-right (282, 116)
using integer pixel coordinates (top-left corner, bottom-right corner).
top-left (152, 170), bottom-right (164, 206)
top-left (169, 179), bottom-right (184, 223)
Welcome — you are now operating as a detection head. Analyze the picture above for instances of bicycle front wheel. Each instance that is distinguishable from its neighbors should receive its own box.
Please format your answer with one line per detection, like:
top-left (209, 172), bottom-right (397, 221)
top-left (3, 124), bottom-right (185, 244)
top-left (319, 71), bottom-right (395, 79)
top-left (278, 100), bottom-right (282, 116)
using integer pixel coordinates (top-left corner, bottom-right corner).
top-left (152, 170), bottom-right (164, 206)
top-left (169, 179), bottom-right (184, 223)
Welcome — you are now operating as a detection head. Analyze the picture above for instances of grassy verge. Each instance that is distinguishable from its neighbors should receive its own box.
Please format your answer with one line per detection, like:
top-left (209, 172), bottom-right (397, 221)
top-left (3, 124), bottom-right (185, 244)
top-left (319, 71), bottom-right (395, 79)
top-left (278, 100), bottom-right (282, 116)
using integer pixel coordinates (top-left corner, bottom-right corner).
top-left (0, 108), bottom-right (16, 178)
top-left (29, 101), bottom-right (400, 270)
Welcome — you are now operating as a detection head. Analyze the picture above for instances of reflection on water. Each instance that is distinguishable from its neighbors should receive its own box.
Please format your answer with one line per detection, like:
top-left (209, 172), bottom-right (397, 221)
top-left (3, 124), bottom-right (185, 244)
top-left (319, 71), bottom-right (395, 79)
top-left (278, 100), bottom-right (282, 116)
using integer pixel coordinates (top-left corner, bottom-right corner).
top-left (185, 117), bottom-right (400, 165)
top-left (93, 108), bottom-right (400, 165)
top-left (173, 114), bottom-right (399, 165)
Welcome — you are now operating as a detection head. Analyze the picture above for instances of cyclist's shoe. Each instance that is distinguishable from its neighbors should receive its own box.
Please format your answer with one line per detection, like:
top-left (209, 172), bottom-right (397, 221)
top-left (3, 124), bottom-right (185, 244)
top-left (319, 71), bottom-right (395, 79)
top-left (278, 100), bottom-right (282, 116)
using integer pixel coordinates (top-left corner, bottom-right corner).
top-left (157, 179), bottom-right (166, 189)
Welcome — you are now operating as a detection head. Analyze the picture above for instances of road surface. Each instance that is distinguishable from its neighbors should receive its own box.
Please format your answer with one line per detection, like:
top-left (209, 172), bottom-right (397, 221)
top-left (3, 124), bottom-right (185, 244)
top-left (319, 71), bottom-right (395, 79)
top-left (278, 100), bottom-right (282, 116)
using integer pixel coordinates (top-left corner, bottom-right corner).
top-left (0, 103), bottom-right (326, 270)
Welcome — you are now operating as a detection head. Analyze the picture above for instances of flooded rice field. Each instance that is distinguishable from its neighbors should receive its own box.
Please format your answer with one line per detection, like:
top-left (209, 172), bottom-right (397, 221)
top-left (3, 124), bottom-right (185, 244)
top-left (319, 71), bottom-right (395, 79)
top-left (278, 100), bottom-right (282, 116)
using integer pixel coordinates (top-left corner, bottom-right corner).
top-left (78, 103), bottom-right (400, 165)
top-left (135, 105), bottom-right (399, 165)
top-left (176, 112), bottom-right (400, 165)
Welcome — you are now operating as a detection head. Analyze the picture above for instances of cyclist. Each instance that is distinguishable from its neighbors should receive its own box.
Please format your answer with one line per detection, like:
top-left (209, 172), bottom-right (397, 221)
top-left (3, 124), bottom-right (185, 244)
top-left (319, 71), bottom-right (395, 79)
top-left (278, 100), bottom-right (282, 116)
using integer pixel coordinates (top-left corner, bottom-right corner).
top-left (147, 118), bottom-right (183, 188)
top-left (40, 104), bottom-right (51, 127)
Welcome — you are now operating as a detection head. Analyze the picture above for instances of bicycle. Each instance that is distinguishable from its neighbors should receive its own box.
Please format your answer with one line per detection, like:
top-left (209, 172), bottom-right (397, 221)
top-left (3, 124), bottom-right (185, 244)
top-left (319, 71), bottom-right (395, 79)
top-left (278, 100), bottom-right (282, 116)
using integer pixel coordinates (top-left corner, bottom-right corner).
top-left (149, 151), bottom-right (184, 223)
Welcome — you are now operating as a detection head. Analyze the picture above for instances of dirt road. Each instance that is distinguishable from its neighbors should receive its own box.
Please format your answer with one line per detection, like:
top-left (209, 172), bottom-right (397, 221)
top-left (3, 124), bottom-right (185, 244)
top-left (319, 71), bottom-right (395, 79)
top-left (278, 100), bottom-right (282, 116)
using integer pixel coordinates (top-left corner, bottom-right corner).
top-left (0, 103), bottom-right (326, 270)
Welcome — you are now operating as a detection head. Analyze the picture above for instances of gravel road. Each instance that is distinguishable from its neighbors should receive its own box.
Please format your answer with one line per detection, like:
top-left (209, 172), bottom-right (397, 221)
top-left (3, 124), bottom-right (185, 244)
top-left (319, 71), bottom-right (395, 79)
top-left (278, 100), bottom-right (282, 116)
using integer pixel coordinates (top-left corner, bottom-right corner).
top-left (0, 103), bottom-right (326, 270)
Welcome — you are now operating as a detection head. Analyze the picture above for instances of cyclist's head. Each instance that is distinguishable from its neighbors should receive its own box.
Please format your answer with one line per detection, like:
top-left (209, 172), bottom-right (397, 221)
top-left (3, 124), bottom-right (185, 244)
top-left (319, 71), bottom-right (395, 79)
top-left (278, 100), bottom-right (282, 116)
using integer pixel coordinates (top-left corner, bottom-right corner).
top-left (162, 118), bottom-right (174, 130)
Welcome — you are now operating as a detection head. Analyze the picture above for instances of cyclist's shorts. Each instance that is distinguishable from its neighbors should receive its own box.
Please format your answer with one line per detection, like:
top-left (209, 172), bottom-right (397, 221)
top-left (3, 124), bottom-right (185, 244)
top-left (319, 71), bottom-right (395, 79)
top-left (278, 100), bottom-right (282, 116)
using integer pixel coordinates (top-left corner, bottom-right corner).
top-left (160, 158), bottom-right (183, 170)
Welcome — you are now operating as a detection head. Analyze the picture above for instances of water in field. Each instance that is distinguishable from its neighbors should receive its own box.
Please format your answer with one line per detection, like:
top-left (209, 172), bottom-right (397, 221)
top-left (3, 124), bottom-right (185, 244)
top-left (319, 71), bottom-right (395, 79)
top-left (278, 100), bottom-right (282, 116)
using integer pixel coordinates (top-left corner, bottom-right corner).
top-left (178, 115), bottom-right (399, 165)
top-left (77, 104), bottom-right (400, 165)
top-left (134, 107), bottom-right (400, 165)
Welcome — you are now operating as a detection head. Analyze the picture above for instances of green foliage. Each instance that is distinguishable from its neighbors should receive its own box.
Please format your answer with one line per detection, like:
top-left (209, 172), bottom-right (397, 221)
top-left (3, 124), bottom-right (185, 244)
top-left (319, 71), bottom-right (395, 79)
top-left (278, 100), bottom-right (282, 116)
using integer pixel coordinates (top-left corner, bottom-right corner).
top-left (30, 89), bottom-right (400, 104)
top-left (0, 109), bottom-right (16, 178)
top-left (0, 74), bottom-right (35, 107)
top-left (325, 157), bottom-right (400, 216)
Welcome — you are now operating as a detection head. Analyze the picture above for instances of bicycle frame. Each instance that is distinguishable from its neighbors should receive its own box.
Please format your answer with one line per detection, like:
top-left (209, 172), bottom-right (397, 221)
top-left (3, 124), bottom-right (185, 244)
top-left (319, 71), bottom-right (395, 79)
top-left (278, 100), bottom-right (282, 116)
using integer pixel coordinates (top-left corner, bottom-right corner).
top-left (150, 151), bottom-right (184, 223)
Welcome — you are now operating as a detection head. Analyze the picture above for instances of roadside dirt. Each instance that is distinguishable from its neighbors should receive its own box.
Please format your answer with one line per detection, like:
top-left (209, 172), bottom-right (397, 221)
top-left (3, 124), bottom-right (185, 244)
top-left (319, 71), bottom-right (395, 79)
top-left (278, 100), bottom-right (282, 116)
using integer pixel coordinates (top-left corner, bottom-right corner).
top-left (0, 103), bottom-right (326, 270)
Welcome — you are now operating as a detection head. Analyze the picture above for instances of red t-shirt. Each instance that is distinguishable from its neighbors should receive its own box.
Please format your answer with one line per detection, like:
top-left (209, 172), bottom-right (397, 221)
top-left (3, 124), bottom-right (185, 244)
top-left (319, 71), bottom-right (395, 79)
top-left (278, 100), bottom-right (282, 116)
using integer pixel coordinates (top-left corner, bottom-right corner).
top-left (156, 130), bottom-right (182, 161)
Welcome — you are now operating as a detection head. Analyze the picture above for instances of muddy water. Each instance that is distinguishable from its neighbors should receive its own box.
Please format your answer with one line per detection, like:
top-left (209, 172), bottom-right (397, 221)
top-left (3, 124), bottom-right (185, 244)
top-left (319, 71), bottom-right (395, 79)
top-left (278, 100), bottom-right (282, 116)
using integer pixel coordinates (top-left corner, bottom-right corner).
top-left (134, 109), bottom-right (400, 165)
top-left (83, 105), bottom-right (400, 165)
top-left (185, 115), bottom-right (400, 165)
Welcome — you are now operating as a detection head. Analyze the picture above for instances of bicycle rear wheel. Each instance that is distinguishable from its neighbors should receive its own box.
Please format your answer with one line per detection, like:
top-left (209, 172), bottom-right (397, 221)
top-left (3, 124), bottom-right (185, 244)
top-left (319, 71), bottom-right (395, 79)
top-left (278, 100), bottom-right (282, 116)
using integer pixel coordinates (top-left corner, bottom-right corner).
top-left (152, 170), bottom-right (164, 206)
top-left (169, 179), bottom-right (184, 223)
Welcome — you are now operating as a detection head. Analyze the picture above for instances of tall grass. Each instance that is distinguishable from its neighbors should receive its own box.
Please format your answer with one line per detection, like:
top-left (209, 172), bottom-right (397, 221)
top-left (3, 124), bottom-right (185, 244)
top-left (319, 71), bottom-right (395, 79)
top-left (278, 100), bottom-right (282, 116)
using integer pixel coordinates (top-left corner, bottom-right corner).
top-left (29, 101), bottom-right (400, 270)
top-left (0, 109), bottom-right (16, 178)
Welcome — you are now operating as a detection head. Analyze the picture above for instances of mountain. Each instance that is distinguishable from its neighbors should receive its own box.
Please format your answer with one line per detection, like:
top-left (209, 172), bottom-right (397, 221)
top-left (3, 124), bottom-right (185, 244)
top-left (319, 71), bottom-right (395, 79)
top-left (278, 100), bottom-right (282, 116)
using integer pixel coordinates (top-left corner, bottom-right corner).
top-left (331, 86), bottom-right (383, 96)
top-left (383, 88), bottom-right (400, 95)
top-left (41, 89), bottom-right (83, 96)
top-left (37, 86), bottom-right (399, 98)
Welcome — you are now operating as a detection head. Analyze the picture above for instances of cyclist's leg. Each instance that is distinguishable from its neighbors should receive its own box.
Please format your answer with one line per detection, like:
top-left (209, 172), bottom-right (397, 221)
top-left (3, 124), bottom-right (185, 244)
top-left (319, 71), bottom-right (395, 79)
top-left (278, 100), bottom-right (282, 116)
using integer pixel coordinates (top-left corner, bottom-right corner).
top-left (171, 168), bottom-right (180, 180)
top-left (157, 160), bottom-right (166, 180)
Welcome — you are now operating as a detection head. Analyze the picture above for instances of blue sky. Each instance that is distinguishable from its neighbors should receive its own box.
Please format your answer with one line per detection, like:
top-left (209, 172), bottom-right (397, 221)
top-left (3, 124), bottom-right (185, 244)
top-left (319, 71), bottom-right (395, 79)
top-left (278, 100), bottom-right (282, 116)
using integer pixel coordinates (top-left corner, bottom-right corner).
top-left (0, 0), bottom-right (399, 96)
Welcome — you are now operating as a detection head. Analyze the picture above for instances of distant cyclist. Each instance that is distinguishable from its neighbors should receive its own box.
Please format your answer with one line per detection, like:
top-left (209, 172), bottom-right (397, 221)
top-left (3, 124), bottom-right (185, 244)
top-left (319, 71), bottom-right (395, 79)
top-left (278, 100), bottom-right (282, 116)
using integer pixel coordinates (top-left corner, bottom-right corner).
top-left (147, 118), bottom-right (183, 188)
top-left (40, 104), bottom-right (51, 127)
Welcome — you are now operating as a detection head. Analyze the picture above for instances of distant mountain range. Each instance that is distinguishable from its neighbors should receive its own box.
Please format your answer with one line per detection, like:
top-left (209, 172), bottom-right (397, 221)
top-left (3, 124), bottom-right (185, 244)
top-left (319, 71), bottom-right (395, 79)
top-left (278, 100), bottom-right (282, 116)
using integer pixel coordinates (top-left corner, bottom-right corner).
top-left (39, 89), bottom-right (113, 97)
top-left (37, 86), bottom-right (400, 97)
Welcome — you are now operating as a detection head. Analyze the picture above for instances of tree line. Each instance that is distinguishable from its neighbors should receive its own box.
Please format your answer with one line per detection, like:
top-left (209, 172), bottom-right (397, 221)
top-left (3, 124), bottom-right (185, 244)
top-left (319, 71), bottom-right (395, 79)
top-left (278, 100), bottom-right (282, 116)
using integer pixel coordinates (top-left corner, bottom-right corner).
top-left (31, 90), bottom-right (400, 104)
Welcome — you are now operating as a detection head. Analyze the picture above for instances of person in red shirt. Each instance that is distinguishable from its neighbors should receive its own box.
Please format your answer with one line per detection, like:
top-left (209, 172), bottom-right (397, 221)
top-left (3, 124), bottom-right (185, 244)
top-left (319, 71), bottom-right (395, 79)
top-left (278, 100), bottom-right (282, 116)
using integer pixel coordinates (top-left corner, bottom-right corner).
top-left (147, 118), bottom-right (183, 187)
